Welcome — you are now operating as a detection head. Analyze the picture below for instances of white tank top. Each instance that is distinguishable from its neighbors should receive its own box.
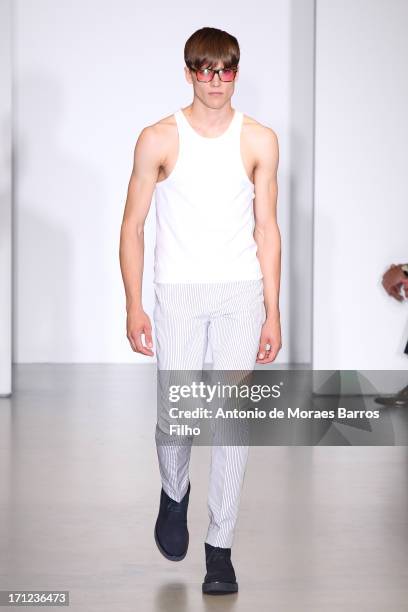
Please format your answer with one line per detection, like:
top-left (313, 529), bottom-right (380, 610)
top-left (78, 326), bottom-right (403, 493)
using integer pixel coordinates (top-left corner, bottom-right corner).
top-left (153, 107), bottom-right (263, 283)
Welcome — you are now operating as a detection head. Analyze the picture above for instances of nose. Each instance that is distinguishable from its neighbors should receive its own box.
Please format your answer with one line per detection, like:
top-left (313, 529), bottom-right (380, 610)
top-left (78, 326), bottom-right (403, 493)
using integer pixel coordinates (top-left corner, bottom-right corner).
top-left (211, 72), bottom-right (222, 86)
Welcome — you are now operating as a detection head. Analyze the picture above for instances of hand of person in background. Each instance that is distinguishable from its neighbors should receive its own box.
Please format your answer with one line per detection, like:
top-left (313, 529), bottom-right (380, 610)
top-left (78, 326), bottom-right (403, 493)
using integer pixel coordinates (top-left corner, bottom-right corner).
top-left (382, 264), bottom-right (408, 301)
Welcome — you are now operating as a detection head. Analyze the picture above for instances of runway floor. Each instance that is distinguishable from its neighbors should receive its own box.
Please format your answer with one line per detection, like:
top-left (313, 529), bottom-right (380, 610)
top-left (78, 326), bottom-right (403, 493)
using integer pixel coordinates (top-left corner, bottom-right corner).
top-left (0, 364), bottom-right (408, 611)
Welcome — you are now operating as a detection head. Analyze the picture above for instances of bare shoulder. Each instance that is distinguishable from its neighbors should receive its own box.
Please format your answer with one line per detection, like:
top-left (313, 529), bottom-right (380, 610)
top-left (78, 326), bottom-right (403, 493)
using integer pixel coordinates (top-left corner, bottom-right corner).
top-left (135, 111), bottom-right (173, 145)
top-left (242, 113), bottom-right (279, 146)
top-left (242, 113), bottom-right (279, 168)
top-left (135, 112), bottom-right (176, 164)
top-left (142, 112), bottom-right (176, 141)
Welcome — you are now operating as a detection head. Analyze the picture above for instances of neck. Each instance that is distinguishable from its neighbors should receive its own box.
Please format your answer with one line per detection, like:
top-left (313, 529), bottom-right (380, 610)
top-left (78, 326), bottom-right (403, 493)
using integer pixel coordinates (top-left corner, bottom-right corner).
top-left (185, 100), bottom-right (235, 132)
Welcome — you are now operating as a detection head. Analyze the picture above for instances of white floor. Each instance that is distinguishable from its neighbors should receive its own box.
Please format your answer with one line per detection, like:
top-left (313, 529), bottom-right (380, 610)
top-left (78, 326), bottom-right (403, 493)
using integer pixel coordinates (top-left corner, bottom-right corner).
top-left (0, 364), bottom-right (408, 611)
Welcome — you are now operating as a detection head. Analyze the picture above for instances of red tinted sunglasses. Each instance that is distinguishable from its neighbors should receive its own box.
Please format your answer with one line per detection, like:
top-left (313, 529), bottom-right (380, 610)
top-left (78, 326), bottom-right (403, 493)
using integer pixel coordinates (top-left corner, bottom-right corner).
top-left (190, 67), bottom-right (238, 82)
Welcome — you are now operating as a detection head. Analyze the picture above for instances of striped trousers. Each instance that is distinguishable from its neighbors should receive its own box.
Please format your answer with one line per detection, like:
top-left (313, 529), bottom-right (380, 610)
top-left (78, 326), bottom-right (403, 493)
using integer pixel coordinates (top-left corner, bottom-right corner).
top-left (153, 279), bottom-right (266, 548)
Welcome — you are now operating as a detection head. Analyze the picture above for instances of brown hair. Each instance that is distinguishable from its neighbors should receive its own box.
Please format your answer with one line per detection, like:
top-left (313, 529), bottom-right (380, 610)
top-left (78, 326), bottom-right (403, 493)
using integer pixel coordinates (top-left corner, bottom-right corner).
top-left (184, 27), bottom-right (240, 71)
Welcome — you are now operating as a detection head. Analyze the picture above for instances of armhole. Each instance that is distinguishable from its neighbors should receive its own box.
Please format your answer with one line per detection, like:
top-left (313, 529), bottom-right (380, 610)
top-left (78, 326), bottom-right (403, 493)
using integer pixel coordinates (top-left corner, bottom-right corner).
top-left (239, 112), bottom-right (255, 188)
top-left (156, 111), bottom-right (181, 187)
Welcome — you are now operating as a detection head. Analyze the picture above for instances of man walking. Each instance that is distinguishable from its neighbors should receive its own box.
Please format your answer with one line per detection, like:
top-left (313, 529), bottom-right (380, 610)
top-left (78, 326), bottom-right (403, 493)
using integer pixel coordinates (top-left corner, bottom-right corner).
top-left (119, 26), bottom-right (281, 594)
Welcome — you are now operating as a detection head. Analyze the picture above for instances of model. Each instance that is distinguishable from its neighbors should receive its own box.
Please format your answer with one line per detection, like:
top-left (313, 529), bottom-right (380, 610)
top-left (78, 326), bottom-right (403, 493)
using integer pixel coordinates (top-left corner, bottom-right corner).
top-left (119, 26), bottom-right (281, 595)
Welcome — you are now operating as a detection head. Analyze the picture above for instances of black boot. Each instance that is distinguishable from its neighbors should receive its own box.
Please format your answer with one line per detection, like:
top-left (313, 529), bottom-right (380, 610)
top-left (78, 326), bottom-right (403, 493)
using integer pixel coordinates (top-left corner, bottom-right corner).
top-left (154, 481), bottom-right (190, 561)
top-left (374, 383), bottom-right (408, 407)
top-left (202, 542), bottom-right (238, 594)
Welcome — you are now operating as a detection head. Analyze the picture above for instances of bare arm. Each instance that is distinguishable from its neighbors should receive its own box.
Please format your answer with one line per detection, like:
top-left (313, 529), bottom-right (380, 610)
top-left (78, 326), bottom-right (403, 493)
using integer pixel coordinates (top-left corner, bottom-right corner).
top-left (119, 125), bottom-right (162, 355)
top-left (253, 127), bottom-right (282, 363)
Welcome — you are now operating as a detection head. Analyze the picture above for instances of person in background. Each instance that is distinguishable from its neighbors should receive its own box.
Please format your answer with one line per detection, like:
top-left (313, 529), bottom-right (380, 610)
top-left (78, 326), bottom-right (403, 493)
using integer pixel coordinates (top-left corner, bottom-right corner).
top-left (375, 263), bottom-right (408, 406)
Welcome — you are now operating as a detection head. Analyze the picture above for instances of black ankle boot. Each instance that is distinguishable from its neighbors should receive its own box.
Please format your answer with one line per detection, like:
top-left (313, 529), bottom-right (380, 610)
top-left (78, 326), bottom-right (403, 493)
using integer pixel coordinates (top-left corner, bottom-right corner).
top-left (202, 542), bottom-right (238, 594)
top-left (154, 481), bottom-right (190, 561)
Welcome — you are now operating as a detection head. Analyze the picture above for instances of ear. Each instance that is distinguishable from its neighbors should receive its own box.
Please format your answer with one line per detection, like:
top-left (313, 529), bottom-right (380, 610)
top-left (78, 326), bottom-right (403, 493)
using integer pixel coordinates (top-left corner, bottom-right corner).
top-left (184, 65), bottom-right (193, 84)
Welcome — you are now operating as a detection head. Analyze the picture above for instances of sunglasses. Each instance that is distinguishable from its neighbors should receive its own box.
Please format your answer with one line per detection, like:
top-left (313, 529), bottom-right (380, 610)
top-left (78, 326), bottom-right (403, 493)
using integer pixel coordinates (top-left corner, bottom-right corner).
top-left (190, 67), bottom-right (238, 82)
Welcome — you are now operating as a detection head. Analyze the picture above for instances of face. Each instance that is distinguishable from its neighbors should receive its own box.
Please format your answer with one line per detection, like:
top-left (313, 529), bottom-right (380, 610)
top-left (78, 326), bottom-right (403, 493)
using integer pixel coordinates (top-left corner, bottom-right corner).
top-left (184, 60), bottom-right (239, 108)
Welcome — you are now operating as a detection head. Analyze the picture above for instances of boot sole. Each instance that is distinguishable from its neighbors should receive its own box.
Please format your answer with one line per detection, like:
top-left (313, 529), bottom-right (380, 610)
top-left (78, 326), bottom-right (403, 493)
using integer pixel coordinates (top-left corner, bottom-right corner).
top-left (154, 524), bottom-right (189, 561)
top-left (374, 397), bottom-right (408, 406)
top-left (202, 581), bottom-right (238, 595)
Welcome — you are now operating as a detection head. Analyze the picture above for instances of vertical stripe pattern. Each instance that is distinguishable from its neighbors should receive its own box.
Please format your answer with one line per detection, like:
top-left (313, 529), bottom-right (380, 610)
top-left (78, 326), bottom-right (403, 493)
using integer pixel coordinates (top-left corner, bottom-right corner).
top-left (153, 279), bottom-right (266, 548)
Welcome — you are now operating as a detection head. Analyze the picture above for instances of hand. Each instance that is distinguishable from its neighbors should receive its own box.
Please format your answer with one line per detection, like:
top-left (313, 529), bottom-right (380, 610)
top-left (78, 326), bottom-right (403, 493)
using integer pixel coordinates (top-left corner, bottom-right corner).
top-left (126, 307), bottom-right (154, 356)
top-left (256, 316), bottom-right (282, 364)
top-left (382, 264), bottom-right (408, 301)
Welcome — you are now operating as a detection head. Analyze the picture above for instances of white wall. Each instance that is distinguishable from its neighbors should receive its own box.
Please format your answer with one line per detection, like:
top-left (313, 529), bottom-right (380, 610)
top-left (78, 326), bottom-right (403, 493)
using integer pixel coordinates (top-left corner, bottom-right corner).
top-left (0, 0), bottom-right (12, 394)
top-left (14, 0), bottom-right (314, 364)
top-left (313, 0), bottom-right (408, 371)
